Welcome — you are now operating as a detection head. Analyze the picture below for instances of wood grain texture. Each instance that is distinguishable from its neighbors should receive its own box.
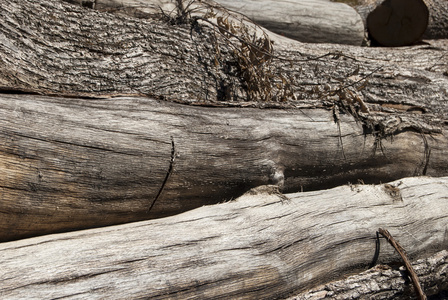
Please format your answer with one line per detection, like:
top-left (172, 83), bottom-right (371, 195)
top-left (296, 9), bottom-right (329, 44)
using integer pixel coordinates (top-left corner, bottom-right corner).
top-left (0, 177), bottom-right (447, 299)
top-left (1, 0), bottom-right (447, 111)
top-left (1, 94), bottom-right (448, 241)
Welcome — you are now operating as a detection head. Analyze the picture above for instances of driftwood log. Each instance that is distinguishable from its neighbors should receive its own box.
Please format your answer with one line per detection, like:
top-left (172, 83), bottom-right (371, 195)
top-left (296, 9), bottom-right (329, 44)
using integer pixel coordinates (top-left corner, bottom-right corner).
top-left (0, 176), bottom-right (447, 299)
top-left (211, 0), bottom-right (365, 45)
top-left (65, 0), bottom-right (365, 45)
top-left (367, 0), bottom-right (429, 47)
top-left (1, 0), bottom-right (448, 241)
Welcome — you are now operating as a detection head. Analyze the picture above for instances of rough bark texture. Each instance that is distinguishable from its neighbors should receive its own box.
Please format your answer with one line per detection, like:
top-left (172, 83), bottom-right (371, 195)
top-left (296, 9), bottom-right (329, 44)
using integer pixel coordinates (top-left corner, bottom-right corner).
top-left (423, 0), bottom-right (448, 39)
top-left (0, 177), bottom-right (447, 299)
top-left (0, 0), bottom-right (447, 297)
top-left (0, 0), bottom-right (448, 241)
top-left (289, 250), bottom-right (448, 299)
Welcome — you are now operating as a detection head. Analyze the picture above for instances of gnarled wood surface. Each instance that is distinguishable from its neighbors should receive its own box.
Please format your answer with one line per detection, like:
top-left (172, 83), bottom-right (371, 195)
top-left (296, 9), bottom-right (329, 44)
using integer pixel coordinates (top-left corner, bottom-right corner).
top-left (1, 177), bottom-right (447, 299)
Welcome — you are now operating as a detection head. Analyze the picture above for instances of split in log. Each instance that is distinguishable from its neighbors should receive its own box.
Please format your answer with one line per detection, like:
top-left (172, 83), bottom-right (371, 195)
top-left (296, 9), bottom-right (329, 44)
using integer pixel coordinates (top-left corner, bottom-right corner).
top-left (0, 177), bottom-right (447, 299)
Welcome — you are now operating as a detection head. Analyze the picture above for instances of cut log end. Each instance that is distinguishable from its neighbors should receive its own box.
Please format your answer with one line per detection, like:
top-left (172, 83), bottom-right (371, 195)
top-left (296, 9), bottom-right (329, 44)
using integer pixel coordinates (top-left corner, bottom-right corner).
top-left (367, 0), bottom-right (429, 46)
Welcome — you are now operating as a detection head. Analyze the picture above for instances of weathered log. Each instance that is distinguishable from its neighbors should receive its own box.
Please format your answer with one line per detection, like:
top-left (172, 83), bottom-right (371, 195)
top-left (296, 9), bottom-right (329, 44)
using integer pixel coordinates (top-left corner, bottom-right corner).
top-left (1, 0), bottom-right (448, 241)
top-left (2, 94), bottom-right (448, 242)
top-left (423, 0), bottom-right (448, 39)
top-left (0, 177), bottom-right (447, 299)
top-left (65, 0), bottom-right (365, 45)
top-left (212, 0), bottom-right (365, 45)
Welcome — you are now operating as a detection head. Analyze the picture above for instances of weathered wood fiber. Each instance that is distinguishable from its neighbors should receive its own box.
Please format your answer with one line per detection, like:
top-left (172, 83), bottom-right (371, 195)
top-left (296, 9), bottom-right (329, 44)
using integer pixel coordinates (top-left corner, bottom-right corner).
top-left (1, 0), bottom-right (447, 131)
top-left (0, 177), bottom-right (447, 299)
top-left (1, 0), bottom-right (447, 116)
top-left (1, 94), bottom-right (448, 242)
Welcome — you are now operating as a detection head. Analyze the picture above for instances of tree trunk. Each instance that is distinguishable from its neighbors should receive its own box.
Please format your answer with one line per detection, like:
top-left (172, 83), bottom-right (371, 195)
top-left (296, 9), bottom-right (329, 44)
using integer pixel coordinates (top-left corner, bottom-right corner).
top-left (0, 0), bottom-right (447, 241)
top-left (1, 177), bottom-right (447, 299)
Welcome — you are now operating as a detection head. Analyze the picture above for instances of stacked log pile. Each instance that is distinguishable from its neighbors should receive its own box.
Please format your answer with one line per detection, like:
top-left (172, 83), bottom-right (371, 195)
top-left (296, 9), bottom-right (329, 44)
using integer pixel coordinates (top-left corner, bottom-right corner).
top-left (0, 0), bottom-right (447, 298)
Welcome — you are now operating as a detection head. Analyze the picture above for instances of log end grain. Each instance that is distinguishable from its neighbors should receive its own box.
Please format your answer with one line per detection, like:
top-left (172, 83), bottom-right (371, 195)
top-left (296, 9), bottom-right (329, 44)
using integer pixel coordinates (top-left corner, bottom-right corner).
top-left (367, 0), bottom-right (429, 46)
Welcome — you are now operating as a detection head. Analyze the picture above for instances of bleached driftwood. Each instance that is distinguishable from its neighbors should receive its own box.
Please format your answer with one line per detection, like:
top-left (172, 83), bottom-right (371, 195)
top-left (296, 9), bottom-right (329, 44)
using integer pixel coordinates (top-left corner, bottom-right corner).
top-left (0, 177), bottom-right (447, 299)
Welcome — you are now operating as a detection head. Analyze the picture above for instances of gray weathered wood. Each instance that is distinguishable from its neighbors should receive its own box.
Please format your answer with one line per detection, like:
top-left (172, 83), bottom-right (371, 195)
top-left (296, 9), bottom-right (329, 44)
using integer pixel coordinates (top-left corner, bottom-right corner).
top-left (423, 0), bottom-right (448, 39)
top-left (0, 177), bottom-right (447, 299)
